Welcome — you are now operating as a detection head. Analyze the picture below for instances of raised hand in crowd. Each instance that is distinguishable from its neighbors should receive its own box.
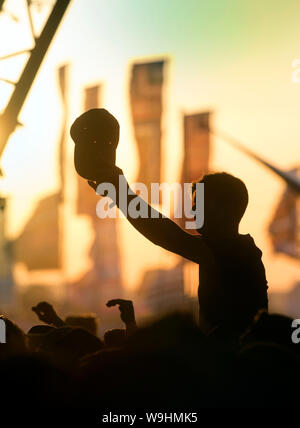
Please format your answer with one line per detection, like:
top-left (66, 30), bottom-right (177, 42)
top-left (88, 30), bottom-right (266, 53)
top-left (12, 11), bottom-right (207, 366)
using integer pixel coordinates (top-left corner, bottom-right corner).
top-left (32, 301), bottom-right (66, 328)
top-left (106, 299), bottom-right (137, 334)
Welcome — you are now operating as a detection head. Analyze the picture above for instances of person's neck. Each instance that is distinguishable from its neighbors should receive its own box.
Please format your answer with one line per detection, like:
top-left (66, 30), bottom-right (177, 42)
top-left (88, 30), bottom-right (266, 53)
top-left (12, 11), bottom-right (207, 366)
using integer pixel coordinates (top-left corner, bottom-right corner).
top-left (202, 225), bottom-right (239, 239)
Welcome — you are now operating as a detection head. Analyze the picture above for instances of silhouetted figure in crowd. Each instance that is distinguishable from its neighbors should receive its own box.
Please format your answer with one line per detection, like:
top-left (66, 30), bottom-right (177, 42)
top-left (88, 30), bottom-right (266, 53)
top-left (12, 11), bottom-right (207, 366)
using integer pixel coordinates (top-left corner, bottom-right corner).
top-left (65, 314), bottom-right (98, 336)
top-left (104, 328), bottom-right (126, 348)
top-left (27, 325), bottom-right (56, 352)
top-left (88, 164), bottom-right (268, 338)
top-left (240, 309), bottom-right (300, 353)
top-left (32, 301), bottom-right (66, 328)
top-left (32, 301), bottom-right (98, 335)
top-left (104, 299), bottom-right (137, 348)
top-left (107, 299), bottom-right (137, 334)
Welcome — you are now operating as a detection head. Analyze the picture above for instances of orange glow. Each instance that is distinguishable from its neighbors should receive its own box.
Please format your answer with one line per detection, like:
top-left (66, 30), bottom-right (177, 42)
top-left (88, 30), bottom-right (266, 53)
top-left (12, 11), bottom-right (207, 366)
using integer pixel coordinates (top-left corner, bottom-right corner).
top-left (0, 0), bottom-right (299, 299)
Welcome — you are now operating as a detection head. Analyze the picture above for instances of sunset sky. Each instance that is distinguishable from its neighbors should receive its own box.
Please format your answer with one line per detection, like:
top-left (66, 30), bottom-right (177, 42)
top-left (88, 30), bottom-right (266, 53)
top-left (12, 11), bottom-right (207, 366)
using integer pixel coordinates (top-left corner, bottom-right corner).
top-left (0, 0), bottom-right (299, 293)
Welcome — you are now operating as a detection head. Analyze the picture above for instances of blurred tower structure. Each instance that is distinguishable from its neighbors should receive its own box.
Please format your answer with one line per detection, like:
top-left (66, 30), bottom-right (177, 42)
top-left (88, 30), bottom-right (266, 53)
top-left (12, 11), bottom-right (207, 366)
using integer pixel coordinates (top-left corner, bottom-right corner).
top-left (0, 197), bottom-right (13, 304)
top-left (170, 112), bottom-right (211, 313)
top-left (138, 111), bottom-right (211, 317)
top-left (138, 264), bottom-right (198, 318)
top-left (0, 1), bottom-right (71, 302)
top-left (70, 84), bottom-right (123, 314)
top-left (179, 112), bottom-right (211, 312)
top-left (129, 60), bottom-right (165, 188)
top-left (269, 167), bottom-right (300, 259)
top-left (14, 64), bottom-right (69, 274)
top-left (182, 112), bottom-right (210, 182)
top-left (179, 112), bottom-right (211, 232)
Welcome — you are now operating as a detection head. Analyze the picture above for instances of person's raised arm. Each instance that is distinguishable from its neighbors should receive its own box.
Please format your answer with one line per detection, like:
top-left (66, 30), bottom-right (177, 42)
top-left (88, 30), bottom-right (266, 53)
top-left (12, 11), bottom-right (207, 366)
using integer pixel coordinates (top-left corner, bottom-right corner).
top-left (32, 301), bottom-right (66, 328)
top-left (88, 166), bottom-right (212, 265)
top-left (106, 299), bottom-right (137, 335)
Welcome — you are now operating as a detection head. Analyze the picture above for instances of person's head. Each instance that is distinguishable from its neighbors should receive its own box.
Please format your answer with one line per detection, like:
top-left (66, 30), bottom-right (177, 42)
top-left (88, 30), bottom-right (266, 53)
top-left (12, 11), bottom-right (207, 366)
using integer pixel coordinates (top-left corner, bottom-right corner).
top-left (240, 309), bottom-right (300, 353)
top-left (27, 325), bottom-right (56, 352)
top-left (192, 172), bottom-right (248, 235)
top-left (41, 327), bottom-right (104, 365)
top-left (104, 329), bottom-right (126, 348)
top-left (65, 314), bottom-right (98, 336)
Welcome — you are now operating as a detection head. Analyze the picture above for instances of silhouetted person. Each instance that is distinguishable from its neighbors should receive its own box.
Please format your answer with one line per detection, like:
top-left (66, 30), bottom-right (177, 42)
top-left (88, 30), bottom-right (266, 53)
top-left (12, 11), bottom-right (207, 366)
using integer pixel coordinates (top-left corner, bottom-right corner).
top-left (32, 301), bottom-right (66, 328)
top-left (240, 309), bottom-right (299, 353)
top-left (104, 328), bottom-right (126, 348)
top-left (103, 299), bottom-right (137, 348)
top-left (32, 301), bottom-right (98, 335)
top-left (107, 299), bottom-right (137, 334)
top-left (65, 315), bottom-right (98, 336)
top-left (89, 166), bottom-right (268, 337)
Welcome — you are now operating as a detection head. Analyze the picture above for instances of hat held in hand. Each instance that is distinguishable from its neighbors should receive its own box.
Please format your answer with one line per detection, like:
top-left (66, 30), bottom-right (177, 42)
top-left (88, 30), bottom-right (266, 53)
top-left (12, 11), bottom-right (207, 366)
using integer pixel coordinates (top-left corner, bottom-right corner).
top-left (70, 108), bottom-right (119, 181)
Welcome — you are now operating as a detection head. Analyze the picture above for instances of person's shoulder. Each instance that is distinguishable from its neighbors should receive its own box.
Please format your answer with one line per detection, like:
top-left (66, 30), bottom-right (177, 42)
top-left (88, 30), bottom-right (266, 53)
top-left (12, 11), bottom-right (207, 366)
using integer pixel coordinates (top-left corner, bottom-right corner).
top-left (239, 233), bottom-right (261, 248)
top-left (204, 234), bottom-right (259, 259)
top-left (238, 233), bottom-right (263, 259)
top-left (176, 232), bottom-right (214, 265)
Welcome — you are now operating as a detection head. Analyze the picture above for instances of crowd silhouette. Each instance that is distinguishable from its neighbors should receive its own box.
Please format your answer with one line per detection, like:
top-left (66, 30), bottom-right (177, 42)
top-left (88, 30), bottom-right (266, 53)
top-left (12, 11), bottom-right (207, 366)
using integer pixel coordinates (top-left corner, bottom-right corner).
top-left (0, 108), bottom-right (299, 410)
top-left (1, 300), bottom-right (299, 409)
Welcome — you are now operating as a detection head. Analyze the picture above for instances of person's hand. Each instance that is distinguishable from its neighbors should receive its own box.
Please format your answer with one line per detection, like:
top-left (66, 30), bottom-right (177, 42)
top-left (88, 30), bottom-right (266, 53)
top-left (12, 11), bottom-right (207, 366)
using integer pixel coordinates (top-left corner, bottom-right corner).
top-left (87, 163), bottom-right (124, 194)
top-left (32, 302), bottom-right (65, 327)
top-left (106, 299), bottom-right (136, 331)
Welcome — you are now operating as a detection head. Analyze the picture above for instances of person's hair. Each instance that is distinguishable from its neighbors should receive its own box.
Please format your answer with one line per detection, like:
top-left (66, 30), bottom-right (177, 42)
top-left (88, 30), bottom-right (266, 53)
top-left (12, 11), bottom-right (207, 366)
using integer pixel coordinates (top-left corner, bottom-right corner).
top-left (192, 172), bottom-right (249, 224)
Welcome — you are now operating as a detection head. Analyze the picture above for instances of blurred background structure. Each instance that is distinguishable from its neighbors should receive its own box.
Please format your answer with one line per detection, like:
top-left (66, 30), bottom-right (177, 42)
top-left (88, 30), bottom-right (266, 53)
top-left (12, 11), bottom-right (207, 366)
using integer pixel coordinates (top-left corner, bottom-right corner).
top-left (0, 0), bottom-right (299, 332)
